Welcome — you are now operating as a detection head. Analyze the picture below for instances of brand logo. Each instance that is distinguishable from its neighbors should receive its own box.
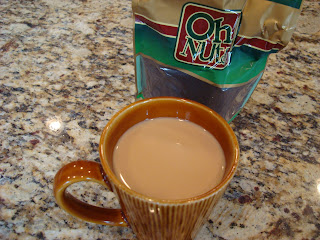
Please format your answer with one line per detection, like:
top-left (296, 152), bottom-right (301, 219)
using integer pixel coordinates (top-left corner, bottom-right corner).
top-left (174, 3), bottom-right (241, 69)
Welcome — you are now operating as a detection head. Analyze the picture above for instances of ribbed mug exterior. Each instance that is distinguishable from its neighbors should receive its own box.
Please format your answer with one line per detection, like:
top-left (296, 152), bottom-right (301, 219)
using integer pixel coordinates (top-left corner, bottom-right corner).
top-left (114, 183), bottom-right (227, 240)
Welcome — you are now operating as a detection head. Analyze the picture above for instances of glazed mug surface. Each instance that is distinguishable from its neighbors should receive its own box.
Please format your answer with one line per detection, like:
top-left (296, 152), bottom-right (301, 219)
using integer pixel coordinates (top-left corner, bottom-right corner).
top-left (54, 97), bottom-right (239, 240)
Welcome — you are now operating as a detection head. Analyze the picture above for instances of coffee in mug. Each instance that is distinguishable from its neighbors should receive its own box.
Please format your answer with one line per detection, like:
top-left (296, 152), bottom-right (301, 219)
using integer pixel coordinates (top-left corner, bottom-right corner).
top-left (113, 117), bottom-right (226, 200)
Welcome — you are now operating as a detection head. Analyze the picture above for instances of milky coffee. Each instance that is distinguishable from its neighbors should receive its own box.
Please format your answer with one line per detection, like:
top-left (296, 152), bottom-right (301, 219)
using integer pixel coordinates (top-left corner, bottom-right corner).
top-left (113, 117), bottom-right (226, 200)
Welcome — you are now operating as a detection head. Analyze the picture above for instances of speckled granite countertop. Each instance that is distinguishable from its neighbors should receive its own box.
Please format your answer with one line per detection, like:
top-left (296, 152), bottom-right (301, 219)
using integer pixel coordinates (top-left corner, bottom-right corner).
top-left (0, 0), bottom-right (319, 239)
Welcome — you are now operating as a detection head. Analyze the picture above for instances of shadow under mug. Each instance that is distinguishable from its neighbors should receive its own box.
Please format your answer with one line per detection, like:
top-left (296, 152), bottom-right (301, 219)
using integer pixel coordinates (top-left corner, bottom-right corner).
top-left (54, 97), bottom-right (239, 240)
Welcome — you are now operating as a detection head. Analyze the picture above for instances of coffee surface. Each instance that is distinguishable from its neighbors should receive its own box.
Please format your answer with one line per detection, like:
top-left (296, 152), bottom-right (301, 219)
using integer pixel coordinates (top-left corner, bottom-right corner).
top-left (113, 117), bottom-right (226, 200)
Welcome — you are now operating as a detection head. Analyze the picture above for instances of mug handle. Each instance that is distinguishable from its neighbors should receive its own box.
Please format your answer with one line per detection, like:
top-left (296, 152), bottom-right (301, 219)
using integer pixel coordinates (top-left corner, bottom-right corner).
top-left (53, 160), bottom-right (128, 226)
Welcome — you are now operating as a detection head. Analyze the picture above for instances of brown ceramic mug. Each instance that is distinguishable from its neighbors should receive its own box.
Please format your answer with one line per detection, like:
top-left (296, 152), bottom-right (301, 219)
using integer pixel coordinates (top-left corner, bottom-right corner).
top-left (54, 97), bottom-right (239, 240)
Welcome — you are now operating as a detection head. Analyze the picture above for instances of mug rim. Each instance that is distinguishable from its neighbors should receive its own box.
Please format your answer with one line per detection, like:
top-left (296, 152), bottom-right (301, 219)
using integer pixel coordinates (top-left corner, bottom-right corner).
top-left (99, 97), bottom-right (239, 204)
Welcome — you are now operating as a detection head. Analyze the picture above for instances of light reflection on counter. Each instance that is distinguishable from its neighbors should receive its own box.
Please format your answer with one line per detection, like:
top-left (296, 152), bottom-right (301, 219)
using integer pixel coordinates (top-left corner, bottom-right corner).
top-left (45, 116), bottom-right (64, 135)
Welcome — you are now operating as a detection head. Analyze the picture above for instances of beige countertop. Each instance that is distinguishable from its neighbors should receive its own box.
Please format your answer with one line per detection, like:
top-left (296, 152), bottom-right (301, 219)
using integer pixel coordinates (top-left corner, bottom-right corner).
top-left (0, 0), bottom-right (319, 239)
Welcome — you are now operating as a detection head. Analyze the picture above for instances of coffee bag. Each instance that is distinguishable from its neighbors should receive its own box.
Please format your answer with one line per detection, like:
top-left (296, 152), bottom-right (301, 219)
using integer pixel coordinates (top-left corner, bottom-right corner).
top-left (132, 0), bottom-right (303, 121)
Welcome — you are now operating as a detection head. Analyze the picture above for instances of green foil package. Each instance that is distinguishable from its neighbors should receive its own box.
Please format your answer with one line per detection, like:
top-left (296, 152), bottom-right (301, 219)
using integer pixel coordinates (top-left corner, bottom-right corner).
top-left (132, 0), bottom-right (303, 122)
